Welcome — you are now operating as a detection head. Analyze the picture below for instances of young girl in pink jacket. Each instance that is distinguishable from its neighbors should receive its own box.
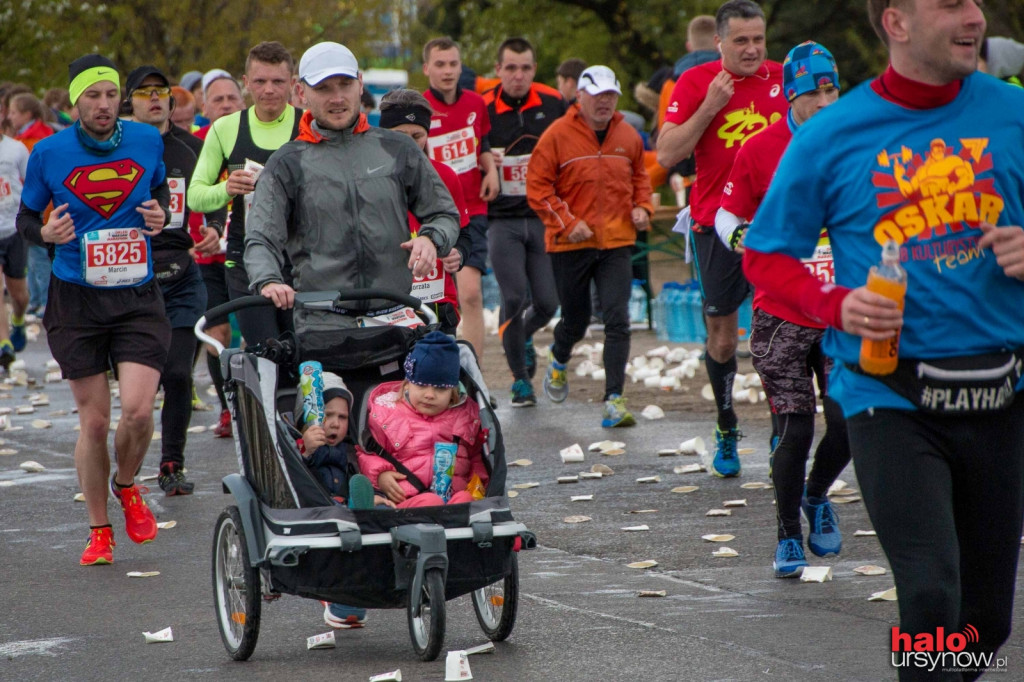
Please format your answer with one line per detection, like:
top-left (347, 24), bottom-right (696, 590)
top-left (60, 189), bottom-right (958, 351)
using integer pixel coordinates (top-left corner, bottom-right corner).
top-left (358, 332), bottom-right (489, 508)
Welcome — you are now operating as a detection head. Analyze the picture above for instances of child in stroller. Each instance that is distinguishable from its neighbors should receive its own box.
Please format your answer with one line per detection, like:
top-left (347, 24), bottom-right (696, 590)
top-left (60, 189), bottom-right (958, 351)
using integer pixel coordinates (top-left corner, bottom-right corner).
top-left (296, 370), bottom-right (393, 629)
top-left (358, 332), bottom-right (489, 507)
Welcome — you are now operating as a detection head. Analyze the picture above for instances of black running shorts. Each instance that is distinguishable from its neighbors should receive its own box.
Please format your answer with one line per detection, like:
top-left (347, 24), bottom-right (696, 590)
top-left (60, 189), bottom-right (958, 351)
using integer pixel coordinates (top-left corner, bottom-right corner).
top-left (44, 276), bottom-right (171, 380)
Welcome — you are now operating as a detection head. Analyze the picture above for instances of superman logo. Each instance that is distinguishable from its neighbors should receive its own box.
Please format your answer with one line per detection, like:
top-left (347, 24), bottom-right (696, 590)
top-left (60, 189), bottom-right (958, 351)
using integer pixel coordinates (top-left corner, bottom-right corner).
top-left (63, 159), bottom-right (144, 219)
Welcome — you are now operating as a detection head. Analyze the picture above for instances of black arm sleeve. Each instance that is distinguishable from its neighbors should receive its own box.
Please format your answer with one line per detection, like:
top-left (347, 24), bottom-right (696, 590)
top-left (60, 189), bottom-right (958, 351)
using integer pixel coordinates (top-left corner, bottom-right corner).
top-left (205, 205), bottom-right (229, 235)
top-left (151, 179), bottom-right (172, 226)
top-left (16, 201), bottom-right (46, 248)
top-left (454, 225), bottom-right (472, 271)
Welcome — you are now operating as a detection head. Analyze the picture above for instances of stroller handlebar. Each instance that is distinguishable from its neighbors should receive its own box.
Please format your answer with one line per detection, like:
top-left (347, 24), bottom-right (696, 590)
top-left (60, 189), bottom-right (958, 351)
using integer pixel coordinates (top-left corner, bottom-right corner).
top-left (194, 289), bottom-right (437, 355)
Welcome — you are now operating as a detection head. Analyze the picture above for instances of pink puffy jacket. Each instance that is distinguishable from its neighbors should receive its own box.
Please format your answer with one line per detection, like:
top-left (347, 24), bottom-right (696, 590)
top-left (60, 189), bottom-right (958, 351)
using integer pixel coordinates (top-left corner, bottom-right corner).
top-left (357, 381), bottom-right (488, 499)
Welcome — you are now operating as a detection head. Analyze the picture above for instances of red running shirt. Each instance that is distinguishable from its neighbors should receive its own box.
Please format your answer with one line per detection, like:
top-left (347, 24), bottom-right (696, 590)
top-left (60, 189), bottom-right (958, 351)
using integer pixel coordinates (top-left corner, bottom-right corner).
top-left (665, 59), bottom-right (787, 228)
top-left (423, 88), bottom-right (491, 217)
top-left (722, 118), bottom-right (826, 329)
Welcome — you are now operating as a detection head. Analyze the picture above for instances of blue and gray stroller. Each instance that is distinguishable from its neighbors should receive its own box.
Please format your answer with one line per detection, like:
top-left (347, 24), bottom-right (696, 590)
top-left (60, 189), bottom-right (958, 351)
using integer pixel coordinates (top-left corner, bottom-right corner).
top-left (195, 289), bottom-right (536, 661)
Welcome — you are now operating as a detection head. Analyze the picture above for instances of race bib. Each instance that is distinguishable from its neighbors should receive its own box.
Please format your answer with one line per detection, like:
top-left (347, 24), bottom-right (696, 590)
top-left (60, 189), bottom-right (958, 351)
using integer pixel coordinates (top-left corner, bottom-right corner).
top-left (410, 261), bottom-right (445, 304)
top-left (428, 126), bottom-right (477, 175)
top-left (80, 228), bottom-right (149, 287)
top-left (167, 177), bottom-right (185, 229)
top-left (801, 232), bottom-right (834, 284)
top-left (355, 306), bottom-right (424, 329)
top-left (498, 153), bottom-right (530, 197)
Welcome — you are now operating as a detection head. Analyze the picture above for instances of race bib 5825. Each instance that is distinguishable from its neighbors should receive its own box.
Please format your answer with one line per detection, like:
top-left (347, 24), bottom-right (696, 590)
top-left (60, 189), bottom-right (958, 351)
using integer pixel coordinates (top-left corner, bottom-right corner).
top-left (80, 228), bottom-right (149, 287)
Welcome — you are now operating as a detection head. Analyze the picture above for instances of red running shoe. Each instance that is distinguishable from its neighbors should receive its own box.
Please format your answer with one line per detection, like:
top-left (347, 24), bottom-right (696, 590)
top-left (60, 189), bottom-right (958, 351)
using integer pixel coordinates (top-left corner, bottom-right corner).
top-left (80, 526), bottom-right (115, 565)
top-left (110, 479), bottom-right (158, 544)
top-left (213, 409), bottom-right (232, 438)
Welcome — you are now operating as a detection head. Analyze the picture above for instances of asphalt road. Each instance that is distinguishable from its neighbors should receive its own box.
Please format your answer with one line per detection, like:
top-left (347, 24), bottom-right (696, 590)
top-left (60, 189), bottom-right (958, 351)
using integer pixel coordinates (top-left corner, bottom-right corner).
top-left (1, 331), bottom-right (1022, 682)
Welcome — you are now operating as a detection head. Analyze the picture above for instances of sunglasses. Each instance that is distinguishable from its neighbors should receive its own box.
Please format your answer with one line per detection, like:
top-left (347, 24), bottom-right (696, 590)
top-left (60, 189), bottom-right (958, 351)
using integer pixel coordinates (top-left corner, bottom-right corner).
top-left (132, 86), bottom-right (171, 99)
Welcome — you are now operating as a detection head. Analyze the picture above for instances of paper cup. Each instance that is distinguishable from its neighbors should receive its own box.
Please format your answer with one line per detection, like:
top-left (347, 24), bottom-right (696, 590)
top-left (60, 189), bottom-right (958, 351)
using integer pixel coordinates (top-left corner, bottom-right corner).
top-left (560, 443), bottom-right (585, 463)
top-left (369, 670), bottom-right (402, 682)
top-left (679, 437), bottom-right (705, 455)
top-left (445, 650), bottom-right (473, 681)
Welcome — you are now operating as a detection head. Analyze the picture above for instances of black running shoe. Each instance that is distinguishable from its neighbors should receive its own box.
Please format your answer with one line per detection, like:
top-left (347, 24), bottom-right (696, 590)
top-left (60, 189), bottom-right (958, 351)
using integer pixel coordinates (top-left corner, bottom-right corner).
top-left (158, 464), bottom-right (195, 496)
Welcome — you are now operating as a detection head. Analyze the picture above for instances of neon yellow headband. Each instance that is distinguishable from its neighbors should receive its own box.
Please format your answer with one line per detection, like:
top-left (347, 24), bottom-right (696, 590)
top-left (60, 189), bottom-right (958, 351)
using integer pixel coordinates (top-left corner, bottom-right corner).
top-left (70, 66), bottom-right (121, 106)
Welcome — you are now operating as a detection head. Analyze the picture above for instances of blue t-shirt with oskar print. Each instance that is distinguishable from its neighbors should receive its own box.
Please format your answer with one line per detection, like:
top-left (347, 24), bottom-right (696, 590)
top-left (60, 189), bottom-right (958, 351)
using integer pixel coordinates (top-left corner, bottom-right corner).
top-left (21, 121), bottom-right (166, 288)
top-left (746, 72), bottom-right (1024, 417)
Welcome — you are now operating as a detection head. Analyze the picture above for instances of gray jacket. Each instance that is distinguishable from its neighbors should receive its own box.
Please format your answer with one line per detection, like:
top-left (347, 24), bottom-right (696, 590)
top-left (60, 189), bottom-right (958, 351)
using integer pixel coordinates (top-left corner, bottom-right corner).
top-left (244, 115), bottom-right (460, 327)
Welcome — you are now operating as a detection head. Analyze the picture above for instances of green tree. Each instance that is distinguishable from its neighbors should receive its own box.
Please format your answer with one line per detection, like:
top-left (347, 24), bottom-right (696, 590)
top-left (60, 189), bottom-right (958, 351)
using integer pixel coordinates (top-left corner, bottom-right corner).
top-left (1, 0), bottom-right (401, 90)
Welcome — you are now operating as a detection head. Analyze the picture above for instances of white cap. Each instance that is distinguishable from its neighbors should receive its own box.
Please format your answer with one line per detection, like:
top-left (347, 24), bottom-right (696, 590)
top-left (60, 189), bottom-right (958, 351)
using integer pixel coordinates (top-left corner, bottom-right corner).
top-left (202, 68), bottom-right (234, 94)
top-left (578, 66), bottom-right (621, 96)
top-left (300, 42), bottom-right (359, 86)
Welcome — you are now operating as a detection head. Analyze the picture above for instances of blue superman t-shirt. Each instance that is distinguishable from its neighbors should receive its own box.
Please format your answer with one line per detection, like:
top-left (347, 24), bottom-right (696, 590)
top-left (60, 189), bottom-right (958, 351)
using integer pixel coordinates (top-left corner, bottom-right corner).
top-left (746, 72), bottom-right (1024, 417)
top-left (21, 122), bottom-right (166, 288)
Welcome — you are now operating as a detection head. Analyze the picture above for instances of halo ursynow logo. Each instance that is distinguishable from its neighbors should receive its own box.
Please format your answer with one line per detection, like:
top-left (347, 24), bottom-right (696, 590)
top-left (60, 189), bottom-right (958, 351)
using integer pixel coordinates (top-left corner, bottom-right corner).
top-left (890, 625), bottom-right (1007, 674)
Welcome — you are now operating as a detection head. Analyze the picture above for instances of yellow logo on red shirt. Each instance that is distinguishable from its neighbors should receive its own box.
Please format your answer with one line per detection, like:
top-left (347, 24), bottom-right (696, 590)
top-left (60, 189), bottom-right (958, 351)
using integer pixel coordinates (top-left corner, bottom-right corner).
top-left (872, 138), bottom-right (1003, 248)
top-left (716, 102), bottom-right (782, 149)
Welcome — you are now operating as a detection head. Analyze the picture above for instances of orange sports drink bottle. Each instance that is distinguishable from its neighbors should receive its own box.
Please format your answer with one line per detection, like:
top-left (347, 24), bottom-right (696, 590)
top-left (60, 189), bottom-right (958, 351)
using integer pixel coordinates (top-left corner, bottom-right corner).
top-left (859, 240), bottom-right (907, 375)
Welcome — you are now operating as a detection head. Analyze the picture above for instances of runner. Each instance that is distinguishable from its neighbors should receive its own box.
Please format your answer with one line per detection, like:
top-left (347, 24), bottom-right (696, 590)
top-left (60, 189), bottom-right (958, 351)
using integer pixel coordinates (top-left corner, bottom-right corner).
top-left (17, 54), bottom-right (170, 565)
top-left (527, 65), bottom-right (653, 427)
top-left (483, 37), bottom-right (563, 406)
top-left (244, 41), bottom-right (460, 335)
top-left (188, 70), bottom-right (245, 438)
top-left (744, 1), bottom-right (1024, 675)
top-left (124, 65), bottom-right (225, 495)
top-left (716, 42), bottom-right (848, 578)
top-left (0, 122), bottom-right (29, 369)
top-left (378, 88), bottom-right (471, 336)
top-left (422, 37), bottom-right (499, 361)
top-left (656, 0), bottom-right (787, 478)
top-left (188, 42), bottom-right (301, 347)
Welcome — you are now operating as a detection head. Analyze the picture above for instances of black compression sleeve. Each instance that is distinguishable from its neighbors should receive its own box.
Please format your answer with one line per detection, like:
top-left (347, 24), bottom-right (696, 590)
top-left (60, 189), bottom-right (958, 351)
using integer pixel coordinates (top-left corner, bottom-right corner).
top-left (151, 180), bottom-right (171, 226)
top-left (16, 201), bottom-right (46, 248)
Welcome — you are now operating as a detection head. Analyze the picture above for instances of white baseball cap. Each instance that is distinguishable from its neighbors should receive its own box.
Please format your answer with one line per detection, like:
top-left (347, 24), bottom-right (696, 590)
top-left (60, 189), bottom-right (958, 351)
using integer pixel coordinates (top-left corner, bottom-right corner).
top-left (300, 42), bottom-right (359, 86)
top-left (578, 66), bottom-right (621, 96)
top-left (202, 68), bottom-right (234, 94)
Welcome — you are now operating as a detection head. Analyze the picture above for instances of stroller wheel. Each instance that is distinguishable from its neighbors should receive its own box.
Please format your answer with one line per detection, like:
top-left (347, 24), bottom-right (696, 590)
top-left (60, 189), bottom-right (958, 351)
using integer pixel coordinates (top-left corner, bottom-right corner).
top-left (212, 506), bottom-right (261, 660)
top-left (408, 567), bottom-right (446, 661)
top-left (472, 552), bottom-right (519, 641)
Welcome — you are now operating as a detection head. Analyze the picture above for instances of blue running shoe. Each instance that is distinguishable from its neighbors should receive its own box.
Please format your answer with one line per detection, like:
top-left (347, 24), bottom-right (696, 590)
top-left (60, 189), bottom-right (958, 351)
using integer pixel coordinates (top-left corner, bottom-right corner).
top-left (543, 346), bottom-right (569, 403)
top-left (0, 340), bottom-right (14, 371)
top-left (9, 318), bottom-right (25, 352)
top-left (601, 394), bottom-right (636, 428)
top-left (773, 537), bottom-right (808, 578)
top-left (510, 379), bottom-right (537, 407)
top-left (711, 426), bottom-right (741, 477)
top-left (802, 494), bottom-right (842, 557)
top-left (524, 339), bottom-right (537, 380)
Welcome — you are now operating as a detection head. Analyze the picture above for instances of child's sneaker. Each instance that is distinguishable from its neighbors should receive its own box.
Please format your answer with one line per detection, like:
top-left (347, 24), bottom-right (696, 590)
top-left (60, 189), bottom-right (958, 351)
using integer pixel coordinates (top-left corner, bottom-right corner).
top-left (711, 426), bottom-right (742, 478)
top-left (347, 474), bottom-right (375, 510)
top-left (543, 347), bottom-right (569, 403)
top-left (510, 379), bottom-right (536, 407)
top-left (110, 478), bottom-right (158, 544)
top-left (80, 526), bottom-right (115, 566)
top-left (773, 537), bottom-right (808, 578)
top-left (802, 494), bottom-right (842, 557)
top-left (601, 394), bottom-right (636, 428)
top-left (321, 601), bottom-right (367, 629)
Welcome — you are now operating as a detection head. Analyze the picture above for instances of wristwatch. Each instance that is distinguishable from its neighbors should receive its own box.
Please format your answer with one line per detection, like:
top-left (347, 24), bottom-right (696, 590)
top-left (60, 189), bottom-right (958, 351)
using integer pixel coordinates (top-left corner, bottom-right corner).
top-left (729, 223), bottom-right (749, 251)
